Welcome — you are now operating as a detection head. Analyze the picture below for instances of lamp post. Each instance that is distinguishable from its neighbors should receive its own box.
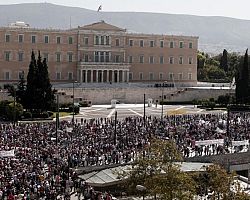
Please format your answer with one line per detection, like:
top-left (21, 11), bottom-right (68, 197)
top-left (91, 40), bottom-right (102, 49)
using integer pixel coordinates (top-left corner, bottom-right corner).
top-left (143, 93), bottom-right (146, 125)
top-left (161, 86), bottom-right (164, 122)
top-left (72, 80), bottom-right (77, 124)
top-left (56, 94), bottom-right (59, 146)
top-left (161, 81), bottom-right (167, 122)
top-left (13, 86), bottom-right (16, 128)
top-left (114, 111), bottom-right (117, 145)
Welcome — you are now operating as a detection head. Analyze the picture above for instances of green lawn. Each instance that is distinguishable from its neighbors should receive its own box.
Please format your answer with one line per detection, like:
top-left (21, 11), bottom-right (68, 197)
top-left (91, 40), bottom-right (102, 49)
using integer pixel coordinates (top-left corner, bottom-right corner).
top-left (52, 112), bottom-right (72, 118)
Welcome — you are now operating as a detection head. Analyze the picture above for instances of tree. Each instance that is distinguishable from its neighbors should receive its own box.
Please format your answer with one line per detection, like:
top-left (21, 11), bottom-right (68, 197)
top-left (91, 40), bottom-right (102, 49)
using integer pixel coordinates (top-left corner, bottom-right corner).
top-left (5, 102), bottom-right (23, 121)
top-left (24, 51), bottom-right (55, 111)
top-left (26, 50), bottom-right (37, 110)
top-left (220, 49), bottom-right (229, 72)
top-left (42, 57), bottom-right (55, 111)
top-left (206, 65), bottom-right (226, 80)
top-left (197, 52), bottom-right (206, 69)
top-left (16, 71), bottom-right (26, 107)
top-left (124, 139), bottom-right (196, 199)
top-left (236, 49), bottom-right (250, 104)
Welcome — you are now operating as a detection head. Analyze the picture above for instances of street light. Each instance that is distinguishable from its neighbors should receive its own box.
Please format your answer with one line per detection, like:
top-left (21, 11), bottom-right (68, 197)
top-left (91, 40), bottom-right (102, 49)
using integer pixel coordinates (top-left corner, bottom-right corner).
top-left (72, 80), bottom-right (77, 124)
top-left (161, 81), bottom-right (167, 121)
top-left (56, 94), bottom-right (59, 146)
top-left (143, 93), bottom-right (146, 125)
top-left (114, 111), bottom-right (117, 145)
top-left (13, 86), bottom-right (16, 128)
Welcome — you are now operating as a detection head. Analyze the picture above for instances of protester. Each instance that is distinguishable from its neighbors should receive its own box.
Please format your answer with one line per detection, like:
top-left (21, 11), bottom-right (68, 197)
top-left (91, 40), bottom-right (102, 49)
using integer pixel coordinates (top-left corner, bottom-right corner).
top-left (0, 112), bottom-right (249, 199)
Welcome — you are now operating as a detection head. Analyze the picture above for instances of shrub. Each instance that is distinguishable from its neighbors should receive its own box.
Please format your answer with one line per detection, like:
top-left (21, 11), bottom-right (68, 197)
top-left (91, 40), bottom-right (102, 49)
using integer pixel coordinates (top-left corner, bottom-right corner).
top-left (23, 111), bottom-right (32, 119)
top-left (47, 111), bottom-right (54, 117)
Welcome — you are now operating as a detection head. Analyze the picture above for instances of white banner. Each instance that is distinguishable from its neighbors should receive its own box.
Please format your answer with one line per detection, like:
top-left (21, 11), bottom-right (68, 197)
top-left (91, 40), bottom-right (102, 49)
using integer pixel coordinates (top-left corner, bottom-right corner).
top-left (0, 149), bottom-right (15, 157)
top-left (232, 140), bottom-right (249, 146)
top-left (66, 127), bottom-right (73, 133)
top-left (195, 139), bottom-right (224, 146)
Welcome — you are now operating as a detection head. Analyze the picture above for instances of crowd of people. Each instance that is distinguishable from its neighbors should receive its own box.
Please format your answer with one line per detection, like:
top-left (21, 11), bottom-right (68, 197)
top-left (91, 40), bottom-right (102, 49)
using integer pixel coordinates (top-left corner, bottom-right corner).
top-left (0, 112), bottom-right (250, 199)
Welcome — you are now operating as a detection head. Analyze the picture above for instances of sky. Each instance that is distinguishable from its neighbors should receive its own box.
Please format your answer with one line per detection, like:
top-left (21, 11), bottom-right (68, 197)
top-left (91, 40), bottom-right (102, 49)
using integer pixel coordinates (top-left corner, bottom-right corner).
top-left (0, 0), bottom-right (250, 20)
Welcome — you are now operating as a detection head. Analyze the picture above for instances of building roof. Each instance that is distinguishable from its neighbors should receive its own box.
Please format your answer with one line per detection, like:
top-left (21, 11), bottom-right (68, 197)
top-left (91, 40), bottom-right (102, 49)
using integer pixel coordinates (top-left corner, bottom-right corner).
top-left (79, 162), bottom-right (212, 187)
top-left (79, 21), bottom-right (126, 32)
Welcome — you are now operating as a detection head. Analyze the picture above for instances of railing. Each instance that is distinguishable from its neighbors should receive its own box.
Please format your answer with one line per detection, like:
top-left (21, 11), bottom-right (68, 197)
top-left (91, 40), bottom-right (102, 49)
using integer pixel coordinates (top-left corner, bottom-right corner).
top-left (78, 61), bottom-right (130, 66)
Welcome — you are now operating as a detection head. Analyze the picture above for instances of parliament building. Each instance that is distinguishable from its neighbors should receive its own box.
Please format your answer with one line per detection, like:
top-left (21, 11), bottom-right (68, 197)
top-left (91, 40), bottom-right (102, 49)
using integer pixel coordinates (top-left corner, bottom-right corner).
top-left (0, 21), bottom-right (198, 86)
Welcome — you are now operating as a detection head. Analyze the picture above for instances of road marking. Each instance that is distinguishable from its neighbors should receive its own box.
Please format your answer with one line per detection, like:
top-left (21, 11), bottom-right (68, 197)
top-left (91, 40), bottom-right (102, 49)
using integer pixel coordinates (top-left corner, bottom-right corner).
top-left (81, 108), bottom-right (104, 113)
top-left (175, 106), bottom-right (185, 110)
top-left (128, 109), bottom-right (143, 117)
top-left (107, 109), bottom-right (116, 118)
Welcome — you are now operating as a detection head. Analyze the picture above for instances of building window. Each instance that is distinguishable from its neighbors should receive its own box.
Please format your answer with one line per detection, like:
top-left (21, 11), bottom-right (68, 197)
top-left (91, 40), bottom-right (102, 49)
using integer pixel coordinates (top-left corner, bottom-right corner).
top-left (189, 42), bottom-right (193, 49)
top-left (31, 35), bottom-right (36, 43)
top-left (128, 56), bottom-right (133, 63)
top-left (100, 52), bottom-right (105, 62)
top-left (140, 40), bottom-right (144, 47)
top-left (5, 34), bottom-right (10, 42)
top-left (139, 55), bottom-right (144, 63)
top-left (160, 56), bottom-right (164, 64)
top-left (169, 56), bottom-right (174, 64)
top-left (188, 73), bottom-right (192, 80)
top-left (129, 39), bottom-right (133, 46)
top-left (56, 37), bottom-right (61, 44)
top-left (18, 52), bottom-right (23, 61)
top-left (43, 53), bottom-right (49, 62)
top-left (5, 52), bottom-right (10, 61)
top-left (115, 55), bottom-right (120, 63)
top-left (68, 53), bottom-right (73, 62)
top-left (150, 40), bottom-right (154, 47)
top-left (169, 73), bottom-right (174, 80)
top-left (18, 34), bottom-right (23, 43)
top-left (188, 57), bottom-right (193, 64)
top-left (159, 73), bottom-right (163, 80)
top-left (115, 39), bottom-right (120, 46)
top-left (149, 56), bottom-right (154, 64)
top-left (178, 73), bottom-right (183, 80)
top-left (179, 41), bottom-right (184, 48)
top-left (170, 41), bottom-right (174, 48)
top-left (44, 35), bottom-right (49, 43)
top-left (149, 72), bottom-right (154, 80)
top-left (84, 37), bottom-right (89, 45)
top-left (5, 72), bottom-right (10, 80)
top-left (179, 56), bottom-right (183, 64)
top-left (160, 40), bottom-right (164, 48)
top-left (139, 72), bottom-right (143, 80)
top-left (101, 36), bottom-right (105, 45)
top-left (94, 52), bottom-right (99, 62)
top-left (105, 52), bottom-right (110, 62)
top-left (68, 36), bottom-right (73, 44)
top-left (106, 36), bottom-right (110, 45)
top-left (68, 72), bottom-right (73, 80)
top-left (18, 71), bottom-right (24, 79)
top-left (56, 72), bottom-right (61, 80)
top-left (129, 72), bottom-right (133, 80)
top-left (95, 35), bottom-right (99, 45)
top-left (56, 53), bottom-right (61, 62)
top-left (84, 54), bottom-right (89, 62)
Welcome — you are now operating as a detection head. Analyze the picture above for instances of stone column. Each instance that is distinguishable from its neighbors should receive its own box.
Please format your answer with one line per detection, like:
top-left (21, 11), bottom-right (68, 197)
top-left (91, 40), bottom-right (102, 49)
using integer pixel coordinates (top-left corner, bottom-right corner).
top-left (117, 70), bottom-right (120, 83)
top-left (112, 70), bottom-right (115, 83)
top-left (90, 70), bottom-right (93, 83)
top-left (96, 70), bottom-right (99, 82)
top-left (101, 70), bottom-right (104, 82)
top-left (126, 70), bottom-right (129, 82)
top-left (79, 69), bottom-right (82, 83)
top-left (106, 70), bottom-right (109, 82)
top-left (122, 70), bottom-right (125, 82)
top-left (85, 70), bottom-right (88, 83)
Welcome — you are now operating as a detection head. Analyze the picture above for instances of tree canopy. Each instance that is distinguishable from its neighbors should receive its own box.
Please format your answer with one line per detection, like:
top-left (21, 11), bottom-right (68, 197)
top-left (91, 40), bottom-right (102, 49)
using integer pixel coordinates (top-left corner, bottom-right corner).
top-left (123, 139), bottom-right (249, 199)
top-left (10, 51), bottom-right (55, 112)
